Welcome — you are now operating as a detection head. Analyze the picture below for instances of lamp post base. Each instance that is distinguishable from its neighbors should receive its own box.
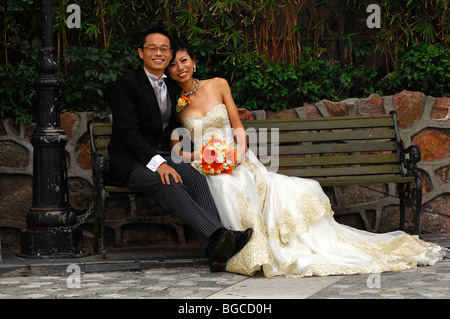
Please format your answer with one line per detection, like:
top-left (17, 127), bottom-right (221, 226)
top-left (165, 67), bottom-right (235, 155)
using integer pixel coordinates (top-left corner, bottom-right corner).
top-left (20, 227), bottom-right (83, 259)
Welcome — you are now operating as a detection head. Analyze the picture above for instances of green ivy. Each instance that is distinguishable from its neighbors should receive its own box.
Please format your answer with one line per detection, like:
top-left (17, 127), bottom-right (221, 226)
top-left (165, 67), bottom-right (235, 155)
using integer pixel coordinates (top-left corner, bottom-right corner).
top-left (59, 44), bottom-right (140, 117)
top-left (379, 42), bottom-right (450, 96)
top-left (1, 0), bottom-right (449, 124)
top-left (398, 42), bottom-right (450, 96)
top-left (0, 35), bottom-right (39, 123)
top-left (227, 54), bottom-right (301, 111)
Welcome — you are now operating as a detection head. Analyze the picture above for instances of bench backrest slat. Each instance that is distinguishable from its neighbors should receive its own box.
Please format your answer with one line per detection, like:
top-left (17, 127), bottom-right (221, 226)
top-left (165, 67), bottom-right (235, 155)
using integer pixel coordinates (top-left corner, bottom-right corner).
top-left (90, 123), bottom-right (113, 167)
top-left (258, 141), bottom-right (397, 155)
top-left (94, 138), bottom-right (110, 149)
top-left (276, 164), bottom-right (400, 177)
top-left (245, 115), bottom-right (394, 131)
top-left (273, 153), bottom-right (398, 167)
top-left (97, 150), bottom-right (110, 160)
top-left (93, 124), bottom-right (113, 135)
top-left (301, 175), bottom-right (414, 186)
top-left (249, 129), bottom-right (395, 143)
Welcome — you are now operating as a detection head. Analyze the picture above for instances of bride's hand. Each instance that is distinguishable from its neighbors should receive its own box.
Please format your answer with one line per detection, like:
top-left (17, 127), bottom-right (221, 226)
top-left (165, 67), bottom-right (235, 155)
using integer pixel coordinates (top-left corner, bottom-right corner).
top-left (235, 145), bottom-right (247, 166)
top-left (192, 150), bottom-right (201, 161)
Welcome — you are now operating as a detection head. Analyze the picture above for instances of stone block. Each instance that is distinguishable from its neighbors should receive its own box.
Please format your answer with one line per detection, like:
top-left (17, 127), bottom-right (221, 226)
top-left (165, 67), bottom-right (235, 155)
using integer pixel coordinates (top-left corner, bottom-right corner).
top-left (265, 109), bottom-right (299, 119)
top-left (304, 103), bottom-right (322, 118)
top-left (431, 97), bottom-right (450, 121)
top-left (412, 128), bottom-right (450, 162)
top-left (435, 165), bottom-right (450, 184)
top-left (76, 133), bottom-right (92, 170)
top-left (356, 93), bottom-right (385, 115)
top-left (237, 108), bottom-right (256, 120)
top-left (60, 113), bottom-right (79, 140)
top-left (0, 140), bottom-right (29, 168)
top-left (421, 194), bottom-right (450, 233)
top-left (323, 99), bottom-right (348, 117)
top-left (394, 90), bottom-right (425, 129)
top-left (0, 175), bottom-right (32, 226)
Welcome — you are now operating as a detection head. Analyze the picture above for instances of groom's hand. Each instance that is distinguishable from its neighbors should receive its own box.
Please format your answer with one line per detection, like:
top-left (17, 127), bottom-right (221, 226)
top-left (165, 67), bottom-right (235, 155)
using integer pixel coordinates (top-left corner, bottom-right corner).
top-left (156, 163), bottom-right (183, 185)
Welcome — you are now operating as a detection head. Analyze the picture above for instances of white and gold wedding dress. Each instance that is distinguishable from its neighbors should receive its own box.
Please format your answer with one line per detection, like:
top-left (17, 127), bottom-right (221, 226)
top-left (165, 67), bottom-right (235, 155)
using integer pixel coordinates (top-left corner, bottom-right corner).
top-left (181, 104), bottom-right (445, 278)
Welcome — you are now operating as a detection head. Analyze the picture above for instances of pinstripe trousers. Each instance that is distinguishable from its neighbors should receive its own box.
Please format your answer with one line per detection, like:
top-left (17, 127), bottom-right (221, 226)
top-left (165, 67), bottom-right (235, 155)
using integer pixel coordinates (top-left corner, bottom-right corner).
top-left (124, 156), bottom-right (224, 251)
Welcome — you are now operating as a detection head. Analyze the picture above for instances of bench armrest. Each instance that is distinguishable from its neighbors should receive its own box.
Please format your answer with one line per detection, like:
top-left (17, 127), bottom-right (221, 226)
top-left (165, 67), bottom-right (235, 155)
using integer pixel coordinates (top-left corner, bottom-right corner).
top-left (87, 121), bottom-right (107, 189)
top-left (400, 145), bottom-right (421, 178)
top-left (390, 111), bottom-right (421, 178)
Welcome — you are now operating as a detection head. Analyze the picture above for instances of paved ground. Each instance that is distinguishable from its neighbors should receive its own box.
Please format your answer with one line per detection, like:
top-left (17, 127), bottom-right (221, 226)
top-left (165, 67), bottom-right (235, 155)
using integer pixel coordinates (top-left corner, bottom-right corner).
top-left (1, 259), bottom-right (450, 300)
top-left (0, 234), bottom-right (449, 302)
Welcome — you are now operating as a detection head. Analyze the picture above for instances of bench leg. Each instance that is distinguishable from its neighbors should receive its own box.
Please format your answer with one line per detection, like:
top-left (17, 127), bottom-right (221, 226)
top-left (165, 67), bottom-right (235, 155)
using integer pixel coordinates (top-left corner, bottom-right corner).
top-left (404, 179), bottom-right (422, 235)
top-left (397, 183), bottom-right (407, 231)
top-left (93, 203), bottom-right (99, 254)
top-left (93, 188), bottom-right (107, 257)
top-left (397, 180), bottom-right (422, 235)
top-left (411, 177), bottom-right (422, 235)
top-left (100, 189), bottom-right (107, 258)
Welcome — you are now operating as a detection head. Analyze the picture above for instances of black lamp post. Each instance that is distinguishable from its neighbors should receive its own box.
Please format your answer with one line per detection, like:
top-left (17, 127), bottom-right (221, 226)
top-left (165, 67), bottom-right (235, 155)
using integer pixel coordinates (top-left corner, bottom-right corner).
top-left (20, 0), bottom-right (82, 257)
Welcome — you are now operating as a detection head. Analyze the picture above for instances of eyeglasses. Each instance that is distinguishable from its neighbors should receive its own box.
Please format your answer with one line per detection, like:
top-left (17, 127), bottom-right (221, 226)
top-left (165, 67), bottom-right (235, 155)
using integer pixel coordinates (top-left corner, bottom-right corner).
top-left (142, 46), bottom-right (172, 54)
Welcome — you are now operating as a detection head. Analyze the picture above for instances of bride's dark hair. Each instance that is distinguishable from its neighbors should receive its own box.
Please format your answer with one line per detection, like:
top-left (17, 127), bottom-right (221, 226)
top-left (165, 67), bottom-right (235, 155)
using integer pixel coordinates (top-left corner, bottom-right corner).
top-left (169, 38), bottom-right (196, 63)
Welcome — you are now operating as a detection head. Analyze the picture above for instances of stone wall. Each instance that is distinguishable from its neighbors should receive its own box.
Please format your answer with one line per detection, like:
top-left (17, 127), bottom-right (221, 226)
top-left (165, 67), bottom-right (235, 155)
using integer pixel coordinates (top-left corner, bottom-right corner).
top-left (1, 90), bottom-right (449, 250)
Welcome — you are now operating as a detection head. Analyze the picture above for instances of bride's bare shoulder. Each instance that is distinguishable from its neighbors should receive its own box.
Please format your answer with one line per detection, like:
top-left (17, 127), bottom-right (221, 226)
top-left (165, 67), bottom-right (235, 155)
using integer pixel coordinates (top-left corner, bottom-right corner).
top-left (202, 77), bottom-right (229, 87)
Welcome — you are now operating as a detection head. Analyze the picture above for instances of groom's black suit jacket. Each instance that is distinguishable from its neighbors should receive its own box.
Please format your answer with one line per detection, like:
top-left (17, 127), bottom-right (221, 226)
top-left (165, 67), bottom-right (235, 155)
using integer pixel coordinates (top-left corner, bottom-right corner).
top-left (108, 67), bottom-right (181, 185)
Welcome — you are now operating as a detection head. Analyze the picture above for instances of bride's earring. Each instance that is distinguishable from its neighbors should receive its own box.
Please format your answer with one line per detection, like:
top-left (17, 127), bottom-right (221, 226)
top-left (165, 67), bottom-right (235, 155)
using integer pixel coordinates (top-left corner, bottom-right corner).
top-left (193, 65), bottom-right (197, 73)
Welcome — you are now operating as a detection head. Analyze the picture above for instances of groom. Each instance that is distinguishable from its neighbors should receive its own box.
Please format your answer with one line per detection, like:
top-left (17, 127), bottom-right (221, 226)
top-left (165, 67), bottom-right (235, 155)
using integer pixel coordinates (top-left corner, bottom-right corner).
top-left (107, 27), bottom-right (252, 272)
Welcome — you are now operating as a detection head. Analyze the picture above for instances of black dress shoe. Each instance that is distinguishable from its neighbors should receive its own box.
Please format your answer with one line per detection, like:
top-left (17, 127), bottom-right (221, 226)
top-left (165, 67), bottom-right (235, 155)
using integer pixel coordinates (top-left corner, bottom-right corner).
top-left (233, 228), bottom-right (253, 254)
top-left (208, 230), bottom-right (235, 272)
top-left (209, 260), bottom-right (227, 273)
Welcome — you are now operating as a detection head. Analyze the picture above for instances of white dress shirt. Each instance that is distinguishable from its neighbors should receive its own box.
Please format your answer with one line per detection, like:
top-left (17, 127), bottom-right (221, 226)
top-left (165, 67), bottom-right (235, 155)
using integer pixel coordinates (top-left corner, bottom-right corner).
top-left (143, 67), bottom-right (169, 172)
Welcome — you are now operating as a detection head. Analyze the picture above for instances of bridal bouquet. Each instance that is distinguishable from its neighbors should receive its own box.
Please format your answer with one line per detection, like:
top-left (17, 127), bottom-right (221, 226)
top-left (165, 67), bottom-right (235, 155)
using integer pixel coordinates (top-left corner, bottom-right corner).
top-left (199, 138), bottom-right (236, 175)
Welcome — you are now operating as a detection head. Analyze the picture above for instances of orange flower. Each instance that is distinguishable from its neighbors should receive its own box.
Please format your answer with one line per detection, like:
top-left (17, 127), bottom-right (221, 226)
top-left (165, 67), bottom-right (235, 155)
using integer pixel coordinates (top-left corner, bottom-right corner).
top-left (176, 94), bottom-right (191, 112)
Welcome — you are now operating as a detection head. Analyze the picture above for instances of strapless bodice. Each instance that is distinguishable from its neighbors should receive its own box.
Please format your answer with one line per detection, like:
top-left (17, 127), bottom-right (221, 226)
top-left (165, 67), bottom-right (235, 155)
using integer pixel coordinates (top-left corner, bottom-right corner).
top-left (181, 104), bottom-right (234, 148)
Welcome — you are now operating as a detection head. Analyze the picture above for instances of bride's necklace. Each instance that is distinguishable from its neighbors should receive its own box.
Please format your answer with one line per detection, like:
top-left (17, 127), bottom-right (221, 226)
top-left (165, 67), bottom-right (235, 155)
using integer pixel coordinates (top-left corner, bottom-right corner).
top-left (176, 78), bottom-right (199, 113)
top-left (182, 78), bottom-right (199, 97)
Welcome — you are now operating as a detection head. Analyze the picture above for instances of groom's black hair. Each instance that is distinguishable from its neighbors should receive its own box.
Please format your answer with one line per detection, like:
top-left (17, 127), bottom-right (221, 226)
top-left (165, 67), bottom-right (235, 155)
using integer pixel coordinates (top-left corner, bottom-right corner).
top-left (138, 27), bottom-right (174, 49)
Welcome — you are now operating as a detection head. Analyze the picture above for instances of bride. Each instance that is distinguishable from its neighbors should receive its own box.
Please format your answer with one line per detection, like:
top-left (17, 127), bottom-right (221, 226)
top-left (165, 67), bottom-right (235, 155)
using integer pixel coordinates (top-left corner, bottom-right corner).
top-left (166, 42), bottom-right (445, 278)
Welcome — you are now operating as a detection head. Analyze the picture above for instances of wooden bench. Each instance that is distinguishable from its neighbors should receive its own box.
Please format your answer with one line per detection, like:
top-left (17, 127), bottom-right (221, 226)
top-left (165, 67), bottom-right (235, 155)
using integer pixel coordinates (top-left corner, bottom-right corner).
top-left (88, 111), bottom-right (422, 257)
top-left (242, 111), bottom-right (422, 235)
